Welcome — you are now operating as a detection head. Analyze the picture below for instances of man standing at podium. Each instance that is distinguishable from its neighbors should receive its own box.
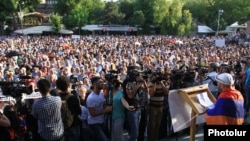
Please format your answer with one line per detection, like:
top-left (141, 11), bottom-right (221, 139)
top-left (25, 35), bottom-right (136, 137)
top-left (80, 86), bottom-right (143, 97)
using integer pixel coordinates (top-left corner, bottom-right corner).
top-left (205, 73), bottom-right (245, 125)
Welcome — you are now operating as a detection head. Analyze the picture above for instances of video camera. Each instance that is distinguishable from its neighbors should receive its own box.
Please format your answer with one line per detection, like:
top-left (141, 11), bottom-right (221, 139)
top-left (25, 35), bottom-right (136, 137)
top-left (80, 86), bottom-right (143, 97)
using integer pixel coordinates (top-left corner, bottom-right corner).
top-left (69, 74), bottom-right (79, 95)
top-left (105, 70), bottom-right (119, 83)
top-left (151, 69), bottom-right (166, 83)
top-left (234, 60), bottom-right (242, 75)
top-left (0, 81), bottom-right (33, 98)
top-left (194, 65), bottom-right (208, 75)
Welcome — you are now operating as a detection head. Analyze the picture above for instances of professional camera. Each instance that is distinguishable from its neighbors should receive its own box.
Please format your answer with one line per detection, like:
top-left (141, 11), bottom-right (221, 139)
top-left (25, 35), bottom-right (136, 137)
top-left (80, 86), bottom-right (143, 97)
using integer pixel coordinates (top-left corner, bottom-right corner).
top-left (69, 74), bottom-right (79, 95)
top-left (70, 74), bottom-right (79, 84)
top-left (105, 70), bottom-right (119, 83)
top-left (127, 69), bottom-right (140, 81)
top-left (194, 65), bottom-right (208, 75)
top-left (234, 60), bottom-right (242, 75)
top-left (0, 82), bottom-right (33, 98)
top-left (151, 70), bottom-right (166, 83)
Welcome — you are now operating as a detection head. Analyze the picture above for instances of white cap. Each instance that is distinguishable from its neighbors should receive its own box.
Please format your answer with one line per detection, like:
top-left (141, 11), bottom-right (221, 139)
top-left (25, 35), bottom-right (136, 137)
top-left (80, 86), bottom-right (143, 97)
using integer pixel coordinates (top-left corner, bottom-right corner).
top-left (215, 73), bottom-right (234, 86)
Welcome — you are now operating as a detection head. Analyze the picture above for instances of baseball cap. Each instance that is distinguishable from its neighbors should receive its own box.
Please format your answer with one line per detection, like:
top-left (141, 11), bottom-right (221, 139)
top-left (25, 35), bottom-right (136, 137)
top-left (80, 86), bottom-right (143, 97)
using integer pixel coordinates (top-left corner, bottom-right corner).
top-left (215, 73), bottom-right (234, 86)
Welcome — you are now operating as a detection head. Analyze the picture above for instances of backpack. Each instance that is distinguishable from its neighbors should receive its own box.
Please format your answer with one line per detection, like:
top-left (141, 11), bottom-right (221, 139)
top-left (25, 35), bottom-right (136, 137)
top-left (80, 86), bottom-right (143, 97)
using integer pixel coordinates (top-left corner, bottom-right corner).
top-left (61, 94), bottom-right (74, 129)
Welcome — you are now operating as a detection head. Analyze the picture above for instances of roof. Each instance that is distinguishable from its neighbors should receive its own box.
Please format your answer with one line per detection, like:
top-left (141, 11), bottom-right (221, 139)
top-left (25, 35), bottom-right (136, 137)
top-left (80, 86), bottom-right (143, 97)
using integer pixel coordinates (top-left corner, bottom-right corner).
top-left (197, 25), bottom-right (215, 33)
top-left (229, 21), bottom-right (247, 29)
top-left (81, 24), bottom-right (138, 31)
top-left (24, 12), bottom-right (49, 18)
top-left (14, 26), bottom-right (73, 35)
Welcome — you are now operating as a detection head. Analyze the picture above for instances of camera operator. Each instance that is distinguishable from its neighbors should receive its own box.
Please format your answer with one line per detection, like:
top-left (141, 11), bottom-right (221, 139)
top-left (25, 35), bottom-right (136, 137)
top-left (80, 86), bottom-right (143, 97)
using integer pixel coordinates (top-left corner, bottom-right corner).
top-left (122, 65), bottom-right (149, 141)
top-left (202, 62), bottom-right (219, 98)
top-left (147, 72), bottom-right (169, 141)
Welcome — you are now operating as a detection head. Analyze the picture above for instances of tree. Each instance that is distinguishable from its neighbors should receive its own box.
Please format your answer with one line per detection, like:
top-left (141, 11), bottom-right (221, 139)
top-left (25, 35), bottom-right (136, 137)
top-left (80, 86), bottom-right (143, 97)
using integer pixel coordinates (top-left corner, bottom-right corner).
top-left (151, 0), bottom-right (170, 26)
top-left (119, 0), bottom-right (135, 24)
top-left (185, 0), bottom-right (250, 31)
top-left (62, 4), bottom-right (88, 31)
top-left (0, 0), bottom-right (40, 35)
top-left (88, 0), bottom-right (105, 24)
top-left (134, 0), bottom-right (154, 33)
top-left (50, 13), bottom-right (62, 34)
top-left (130, 10), bottom-right (145, 26)
top-left (54, 0), bottom-right (83, 16)
top-left (100, 1), bottom-right (125, 25)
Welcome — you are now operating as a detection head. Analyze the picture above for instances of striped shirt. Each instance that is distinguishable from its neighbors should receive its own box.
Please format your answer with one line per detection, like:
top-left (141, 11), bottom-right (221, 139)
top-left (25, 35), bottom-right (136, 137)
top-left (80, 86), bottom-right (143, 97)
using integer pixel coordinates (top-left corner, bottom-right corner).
top-left (32, 95), bottom-right (64, 140)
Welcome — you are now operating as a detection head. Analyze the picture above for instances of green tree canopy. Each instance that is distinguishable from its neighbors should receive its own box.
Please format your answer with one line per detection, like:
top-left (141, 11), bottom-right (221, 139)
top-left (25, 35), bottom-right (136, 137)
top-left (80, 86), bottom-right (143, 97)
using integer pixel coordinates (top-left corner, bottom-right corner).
top-left (119, 0), bottom-right (135, 25)
top-left (100, 1), bottom-right (125, 25)
top-left (62, 4), bottom-right (88, 29)
top-left (50, 13), bottom-right (62, 33)
top-left (185, 0), bottom-right (250, 31)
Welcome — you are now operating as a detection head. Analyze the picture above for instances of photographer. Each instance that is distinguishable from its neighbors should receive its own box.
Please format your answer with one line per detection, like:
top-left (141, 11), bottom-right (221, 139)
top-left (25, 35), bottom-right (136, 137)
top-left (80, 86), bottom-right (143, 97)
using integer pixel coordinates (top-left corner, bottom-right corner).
top-left (108, 75), bottom-right (127, 141)
top-left (202, 62), bottom-right (219, 98)
top-left (147, 72), bottom-right (169, 141)
top-left (122, 65), bottom-right (149, 141)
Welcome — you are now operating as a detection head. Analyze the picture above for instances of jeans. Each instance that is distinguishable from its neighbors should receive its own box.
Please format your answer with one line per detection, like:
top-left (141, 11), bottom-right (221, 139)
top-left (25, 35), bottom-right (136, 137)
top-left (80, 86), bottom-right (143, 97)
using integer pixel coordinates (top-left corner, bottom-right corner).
top-left (126, 110), bottom-right (141, 141)
top-left (40, 136), bottom-right (64, 141)
top-left (64, 125), bottom-right (80, 141)
top-left (112, 118), bottom-right (124, 141)
top-left (81, 127), bottom-right (92, 141)
top-left (147, 106), bottom-right (163, 141)
top-left (138, 107), bottom-right (148, 141)
top-left (89, 123), bottom-right (109, 141)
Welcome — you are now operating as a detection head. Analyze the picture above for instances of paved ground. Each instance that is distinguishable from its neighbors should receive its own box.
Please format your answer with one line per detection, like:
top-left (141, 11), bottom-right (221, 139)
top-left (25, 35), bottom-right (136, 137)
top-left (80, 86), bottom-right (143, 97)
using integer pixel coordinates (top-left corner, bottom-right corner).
top-left (123, 125), bottom-right (204, 141)
top-left (123, 115), bottom-right (250, 141)
top-left (158, 126), bottom-right (204, 141)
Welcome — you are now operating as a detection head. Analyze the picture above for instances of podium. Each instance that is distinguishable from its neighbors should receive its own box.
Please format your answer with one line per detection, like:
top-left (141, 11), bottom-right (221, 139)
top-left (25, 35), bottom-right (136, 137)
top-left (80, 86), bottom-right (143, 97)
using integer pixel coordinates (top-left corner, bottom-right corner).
top-left (178, 84), bottom-right (216, 141)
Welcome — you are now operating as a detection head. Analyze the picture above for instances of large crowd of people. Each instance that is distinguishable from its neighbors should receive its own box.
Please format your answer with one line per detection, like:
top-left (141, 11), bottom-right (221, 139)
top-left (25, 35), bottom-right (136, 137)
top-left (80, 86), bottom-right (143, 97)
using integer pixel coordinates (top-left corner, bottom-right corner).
top-left (0, 34), bottom-right (249, 141)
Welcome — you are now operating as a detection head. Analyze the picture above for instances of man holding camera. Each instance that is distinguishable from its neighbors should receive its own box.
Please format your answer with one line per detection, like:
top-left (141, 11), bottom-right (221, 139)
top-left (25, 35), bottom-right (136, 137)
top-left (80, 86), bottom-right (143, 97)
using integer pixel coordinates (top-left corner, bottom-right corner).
top-left (122, 65), bottom-right (149, 141)
top-left (202, 62), bottom-right (219, 98)
top-left (147, 72), bottom-right (169, 141)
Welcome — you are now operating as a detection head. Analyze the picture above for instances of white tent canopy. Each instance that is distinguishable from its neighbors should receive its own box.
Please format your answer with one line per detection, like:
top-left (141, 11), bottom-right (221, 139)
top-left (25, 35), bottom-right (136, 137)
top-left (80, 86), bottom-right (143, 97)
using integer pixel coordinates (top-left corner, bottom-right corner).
top-left (197, 25), bottom-right (215, 33)
top-left (229, 21), bottom-right (247, 29)
top-left (14, 26), bottom-right (73, 35)
top-left (81, 24), bottom-right (138, 31)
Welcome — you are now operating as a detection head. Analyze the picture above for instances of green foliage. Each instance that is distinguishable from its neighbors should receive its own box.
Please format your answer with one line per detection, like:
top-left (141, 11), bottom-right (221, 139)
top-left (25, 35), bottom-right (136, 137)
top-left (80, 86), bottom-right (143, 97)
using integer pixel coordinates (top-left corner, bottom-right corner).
top-left (130, 10), bottom-right (145, 26)
top-left (50, 13), bottom-right (61, 33)
top-left (119, 0), bottom-right (135, 24)
top-left (151, 0), bottom-right (170, 26)
top-left (134, 0), bottom-right (154, 26)
top-left (185, 0), bottom-right (250, 31)
top-left (88, 0), bottom-right (105, 24)
top-left (0, 0), bottom-right (40, 35)
top-left (54, 0), bottom-right (82, 15)
top-left (100, 1), bottom-right (125, 25)
top-left (62, 4), bottom-right (88, 29)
